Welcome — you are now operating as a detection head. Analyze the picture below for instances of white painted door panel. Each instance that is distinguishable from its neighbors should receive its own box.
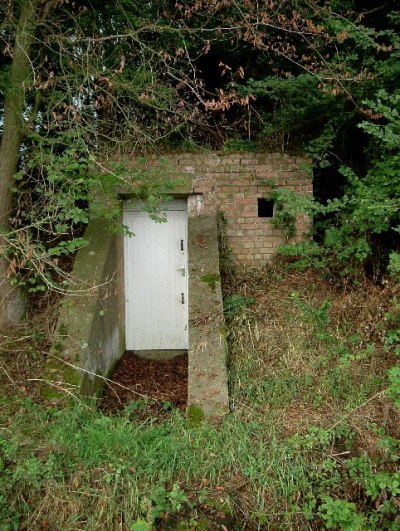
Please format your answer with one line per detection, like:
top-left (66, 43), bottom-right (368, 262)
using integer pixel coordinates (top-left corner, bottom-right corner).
top-left (124, 201), bottom-right (188, 350)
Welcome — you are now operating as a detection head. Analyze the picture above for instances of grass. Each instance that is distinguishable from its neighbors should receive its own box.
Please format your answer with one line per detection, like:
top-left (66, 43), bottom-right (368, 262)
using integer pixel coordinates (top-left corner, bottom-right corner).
top-left (1, 265), bottom-right (400, 529)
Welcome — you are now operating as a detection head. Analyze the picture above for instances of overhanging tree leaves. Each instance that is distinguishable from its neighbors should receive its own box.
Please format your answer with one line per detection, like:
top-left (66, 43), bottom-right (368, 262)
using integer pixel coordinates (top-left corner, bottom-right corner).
top-left (0, 0), bottom-right (211, 328)
top-left (1, 0), bottom-right (400, 329)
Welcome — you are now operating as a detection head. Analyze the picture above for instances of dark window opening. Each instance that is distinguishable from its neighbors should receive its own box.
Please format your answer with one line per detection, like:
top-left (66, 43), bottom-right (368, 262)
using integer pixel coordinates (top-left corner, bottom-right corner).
top-left (258, 198), bottom-right (274, 218)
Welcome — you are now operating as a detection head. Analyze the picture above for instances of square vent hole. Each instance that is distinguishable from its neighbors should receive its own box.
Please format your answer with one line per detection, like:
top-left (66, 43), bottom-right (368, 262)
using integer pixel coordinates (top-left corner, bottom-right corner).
top-left (257, 198), bottom-right (274, 218)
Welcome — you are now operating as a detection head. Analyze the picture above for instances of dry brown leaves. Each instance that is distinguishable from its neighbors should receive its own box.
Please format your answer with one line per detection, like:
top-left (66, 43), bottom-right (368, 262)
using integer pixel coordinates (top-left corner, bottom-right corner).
top-left (225, 263), bottom-right (400, 455)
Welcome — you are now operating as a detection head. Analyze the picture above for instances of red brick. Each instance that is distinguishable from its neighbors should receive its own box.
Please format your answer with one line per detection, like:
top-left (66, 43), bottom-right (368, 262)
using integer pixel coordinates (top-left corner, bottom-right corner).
top-left (222, 157), bottom-right (241, 164)
top-left (240, 223), bottom-right (257, 229)
top-left (237, 211), bottom-right (256, 218)
top-left (240, 158), bottom-right (259, 165)
top-left (128, 152), bottom-right (312, 267)
top-left (238, 198), bottom-right (256, 205)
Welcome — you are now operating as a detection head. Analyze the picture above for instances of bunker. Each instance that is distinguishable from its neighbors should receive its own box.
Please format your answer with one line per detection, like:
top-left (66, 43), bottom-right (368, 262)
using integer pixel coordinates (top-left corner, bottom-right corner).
top-left (43, 152), bottom-right (312, 418)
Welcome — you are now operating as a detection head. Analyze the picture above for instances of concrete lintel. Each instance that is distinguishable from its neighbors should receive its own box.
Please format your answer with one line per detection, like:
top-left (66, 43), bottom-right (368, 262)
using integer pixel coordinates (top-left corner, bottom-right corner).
top-left (188, 215), bottom-right (229, 419)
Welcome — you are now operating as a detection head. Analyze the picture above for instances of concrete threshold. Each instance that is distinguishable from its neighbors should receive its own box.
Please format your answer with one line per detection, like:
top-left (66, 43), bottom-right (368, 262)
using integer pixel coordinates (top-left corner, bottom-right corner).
top-left (132, 350), bottom-right (187, 361)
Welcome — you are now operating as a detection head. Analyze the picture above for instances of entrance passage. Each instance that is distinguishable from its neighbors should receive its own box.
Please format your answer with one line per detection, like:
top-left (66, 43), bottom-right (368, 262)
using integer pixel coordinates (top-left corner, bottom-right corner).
top-left (123, 199), bottom-right (188, 350)
top-left (100, 351), bottom-right (188, 415)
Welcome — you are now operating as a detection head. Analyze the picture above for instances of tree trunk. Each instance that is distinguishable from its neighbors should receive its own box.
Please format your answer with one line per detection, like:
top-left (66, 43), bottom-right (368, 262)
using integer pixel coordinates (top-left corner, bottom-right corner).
top-left (0, 0), bottom-right (39, 329)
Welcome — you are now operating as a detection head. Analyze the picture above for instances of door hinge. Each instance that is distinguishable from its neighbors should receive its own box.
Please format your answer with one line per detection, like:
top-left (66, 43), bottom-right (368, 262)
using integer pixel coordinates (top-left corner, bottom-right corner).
top-left (181, 293), bottom-right (185, 304)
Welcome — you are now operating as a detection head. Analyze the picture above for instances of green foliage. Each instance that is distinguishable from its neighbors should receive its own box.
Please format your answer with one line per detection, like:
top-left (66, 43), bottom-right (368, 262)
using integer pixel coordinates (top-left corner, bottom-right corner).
top-left (130, 520), bottom-right (150, 531)
top-left (382, 298), bottom-right (400, 355)
top-left (306, 120), bottom-right (338, 169)
top-left (359, 90), bottom-right (400, 151)
top-left (290, 291), bottom-right (331, 329)
top-left (319, 91), bottom-right (400, 279)
top-left (124, 400), bottom-right (149, 418)
top-left (318, 497), bottom-right (365, 530)
top-left (13, 131), bottom-right (92, 228)
top-left (6, 131), bottom-right (93, 291)
top-left (267, 187), bottom-right (315, 238)
top-left (3, 267), bottom-right (400, 528)
top-left (131, 483), bottom-right (191, 528)
top-left (240, 75), bottom-right (337, 151)
top-left (223, 294), bottom-right (254, 319)
top-left (344, 457), bottom-right (400, 524)
top-left (273, 90), bottom-right (400, 281)
top-left (388, 252), bottom-right (400, 278)
top-left (276, 240), bottom-right (324, 271)
top-left (222, 139), bottom-right (258, 153)
top-left (387, 366), bottom-right (400, 408)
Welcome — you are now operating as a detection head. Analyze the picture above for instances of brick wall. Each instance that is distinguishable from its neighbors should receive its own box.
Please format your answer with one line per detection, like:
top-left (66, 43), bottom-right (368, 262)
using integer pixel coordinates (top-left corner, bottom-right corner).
top-left (178, 153), bottom-right (311, 267)
top-left (122, 152), bottom-right (312, 267)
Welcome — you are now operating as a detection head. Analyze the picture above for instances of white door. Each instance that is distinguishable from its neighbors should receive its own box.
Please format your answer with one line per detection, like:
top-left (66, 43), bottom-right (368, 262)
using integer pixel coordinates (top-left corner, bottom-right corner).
top-left (123, 200), bottom-right (188, 350)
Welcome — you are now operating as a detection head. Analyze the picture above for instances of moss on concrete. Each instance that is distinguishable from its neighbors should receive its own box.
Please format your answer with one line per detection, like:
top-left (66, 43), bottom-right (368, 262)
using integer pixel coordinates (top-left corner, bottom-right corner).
top-left (186, 404), bottom-right (205, 426)
top-left (41, 357), bottom-right (81, 400)
top-left (80, 355), bottom-right (122, 399)
top-left (42, 216), bottom-right (124, 402)
top-left (200, 272), bottom-right (221, 291)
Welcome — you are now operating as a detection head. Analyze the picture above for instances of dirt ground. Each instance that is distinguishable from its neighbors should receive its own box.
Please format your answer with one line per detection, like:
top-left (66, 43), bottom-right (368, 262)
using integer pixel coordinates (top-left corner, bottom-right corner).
top-left (100, 352), bottom-right (188, 416)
